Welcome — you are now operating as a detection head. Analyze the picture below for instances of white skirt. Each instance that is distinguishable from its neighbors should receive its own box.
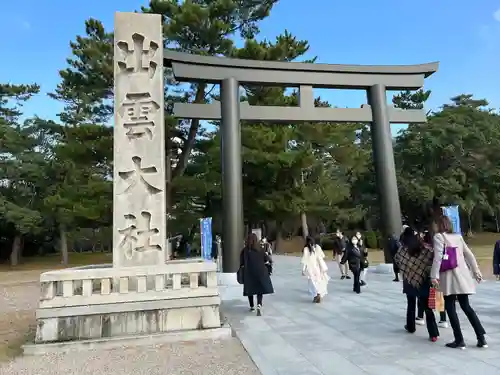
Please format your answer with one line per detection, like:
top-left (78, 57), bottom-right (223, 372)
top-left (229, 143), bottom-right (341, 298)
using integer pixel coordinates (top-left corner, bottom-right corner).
top-left (307, 275), bottom-right (329, 297)
top-left (308, 279), bottom-right (318, 297)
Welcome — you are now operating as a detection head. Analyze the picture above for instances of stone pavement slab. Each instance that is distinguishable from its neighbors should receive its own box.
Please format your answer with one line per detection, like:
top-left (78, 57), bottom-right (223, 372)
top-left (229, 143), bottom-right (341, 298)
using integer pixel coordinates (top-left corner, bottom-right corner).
top-left (221, 255), bottom-right (500, 375)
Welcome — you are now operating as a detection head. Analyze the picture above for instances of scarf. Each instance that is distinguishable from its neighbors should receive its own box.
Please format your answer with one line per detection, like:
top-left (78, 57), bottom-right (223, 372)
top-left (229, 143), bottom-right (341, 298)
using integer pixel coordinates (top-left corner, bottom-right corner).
top-left (394, 244), bottom-right (433, 289)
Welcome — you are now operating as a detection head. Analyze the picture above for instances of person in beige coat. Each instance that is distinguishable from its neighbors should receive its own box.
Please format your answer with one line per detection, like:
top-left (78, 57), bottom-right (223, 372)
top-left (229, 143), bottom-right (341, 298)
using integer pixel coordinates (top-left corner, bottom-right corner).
top-left (430, 216), bottom-right (487, 349)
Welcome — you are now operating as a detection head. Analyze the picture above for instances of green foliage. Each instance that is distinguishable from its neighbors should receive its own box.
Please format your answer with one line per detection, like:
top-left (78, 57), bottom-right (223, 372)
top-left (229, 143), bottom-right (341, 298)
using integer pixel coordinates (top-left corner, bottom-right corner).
top-left (364, 231), bottom-right (379, 249)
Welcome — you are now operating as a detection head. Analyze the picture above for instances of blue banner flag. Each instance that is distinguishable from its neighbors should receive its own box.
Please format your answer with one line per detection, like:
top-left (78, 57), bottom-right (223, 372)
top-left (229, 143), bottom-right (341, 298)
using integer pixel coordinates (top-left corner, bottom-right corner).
top-left (200, 217), bottom-right (213, 260)
top-left (441, 206), bottom-right (461, 234)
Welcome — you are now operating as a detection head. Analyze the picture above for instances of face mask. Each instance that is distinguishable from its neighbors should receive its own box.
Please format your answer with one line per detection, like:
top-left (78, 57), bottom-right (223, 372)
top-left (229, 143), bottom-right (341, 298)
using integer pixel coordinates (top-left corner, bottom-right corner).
top-left (356, 233), bottom-right (361, 239)
top-left (351, 239), bottom-right (358, 245)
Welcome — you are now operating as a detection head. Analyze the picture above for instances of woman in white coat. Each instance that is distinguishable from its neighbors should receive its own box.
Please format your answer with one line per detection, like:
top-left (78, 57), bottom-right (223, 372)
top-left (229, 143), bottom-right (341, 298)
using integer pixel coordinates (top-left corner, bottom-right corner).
top-left (431, 216), bottom-right (487, 349)
top-left (301, 236), bottom-right (330, 303)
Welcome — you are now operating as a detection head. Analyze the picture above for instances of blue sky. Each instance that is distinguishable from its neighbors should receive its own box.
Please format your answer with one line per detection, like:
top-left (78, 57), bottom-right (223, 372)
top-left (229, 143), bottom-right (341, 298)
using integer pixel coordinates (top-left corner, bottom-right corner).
top-left (1, 0), bottom-right (500, 135)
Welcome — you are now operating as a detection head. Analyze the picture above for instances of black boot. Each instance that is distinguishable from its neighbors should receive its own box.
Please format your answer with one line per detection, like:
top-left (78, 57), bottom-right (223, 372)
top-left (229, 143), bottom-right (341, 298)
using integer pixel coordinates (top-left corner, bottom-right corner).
top-left (445, 341), bottom-right (466, 349)
top-left (477, 336), bottom-right (488, 348)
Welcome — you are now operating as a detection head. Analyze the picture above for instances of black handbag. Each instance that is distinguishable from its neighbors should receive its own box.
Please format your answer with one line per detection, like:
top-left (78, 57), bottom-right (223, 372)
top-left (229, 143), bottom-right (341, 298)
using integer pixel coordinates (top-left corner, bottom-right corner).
top-left (237, 249), bottom-right (247, 284)
top-left (237, 266), bottom-right (244, 284)
top-left (265, 252), bottom-right (273, 275)
top-left (363, 258), bottom-right (369, 269)
top-left (266, 263), bottom-right (273, 275)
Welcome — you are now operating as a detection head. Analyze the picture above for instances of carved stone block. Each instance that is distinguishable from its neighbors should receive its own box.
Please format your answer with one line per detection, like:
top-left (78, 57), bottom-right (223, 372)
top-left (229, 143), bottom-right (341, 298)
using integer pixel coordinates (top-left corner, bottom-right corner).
top-left (113, 12), bottom-right (166, 267)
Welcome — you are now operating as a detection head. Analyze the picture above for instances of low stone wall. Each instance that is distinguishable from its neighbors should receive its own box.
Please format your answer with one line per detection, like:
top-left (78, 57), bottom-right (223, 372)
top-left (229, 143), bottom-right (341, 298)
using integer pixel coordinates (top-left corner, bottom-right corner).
top-left (34, 261), bottom-right (221, 344)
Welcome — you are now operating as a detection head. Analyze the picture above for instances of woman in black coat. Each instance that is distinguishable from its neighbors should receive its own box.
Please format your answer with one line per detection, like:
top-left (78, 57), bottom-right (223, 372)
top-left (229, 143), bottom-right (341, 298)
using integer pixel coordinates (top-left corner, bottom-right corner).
top-left (240, 233), bottom-right (274, 316)
top-left (341, 235), bottom-right (366, 294)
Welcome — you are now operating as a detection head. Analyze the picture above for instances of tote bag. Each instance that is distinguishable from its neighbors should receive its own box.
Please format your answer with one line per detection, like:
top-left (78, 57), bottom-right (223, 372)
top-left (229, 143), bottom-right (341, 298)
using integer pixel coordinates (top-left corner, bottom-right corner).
top-left (435, 291), bottom-right (445, 312)
top-left (439, 234), bottom-right (458, 272)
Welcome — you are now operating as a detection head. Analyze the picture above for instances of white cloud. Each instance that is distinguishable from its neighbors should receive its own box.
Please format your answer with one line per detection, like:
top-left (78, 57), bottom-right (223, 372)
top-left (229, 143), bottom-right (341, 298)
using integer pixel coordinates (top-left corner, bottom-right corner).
top-left (493, 8), bottom-right (500, 22)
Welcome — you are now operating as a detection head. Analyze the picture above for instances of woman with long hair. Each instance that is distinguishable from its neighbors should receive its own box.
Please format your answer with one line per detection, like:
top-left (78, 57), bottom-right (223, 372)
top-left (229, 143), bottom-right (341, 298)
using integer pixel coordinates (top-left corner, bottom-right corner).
top-left (415, 231), bottom-right (448, 328)
top-left (430, 216), bottom-right (487, 349)
top-left (301, 236), bottom-right (330, 303)
top-left (240, 233), bottom-right (274, 316)
top-left (395, 227), bottom-right (439, 341)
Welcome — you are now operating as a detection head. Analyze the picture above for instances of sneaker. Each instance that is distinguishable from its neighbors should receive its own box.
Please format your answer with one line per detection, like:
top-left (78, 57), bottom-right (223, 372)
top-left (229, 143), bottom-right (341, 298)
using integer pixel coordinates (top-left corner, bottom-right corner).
top-left (256, 305), bottom-right (262, 316)
top-left (438, 321), bottom-right (449, 329)
top-left (345, 275), bottom-right (351, 280)
top-left (249, 307), bottom-right (255, 312)
top-left (360, 280), bottom-right (366, 286)
top-left (341, 275), bottom-right (346, 280)
top-left (445, 341), bottom-right (466, 349)
top-left (415, 318), bottom-right (425, 326)
top-left (393, 278), bottom-right (399, 282)
top-left (430, 337), bottom-right (438, 342)
top-left (477, 336), bottom-right (488, 348)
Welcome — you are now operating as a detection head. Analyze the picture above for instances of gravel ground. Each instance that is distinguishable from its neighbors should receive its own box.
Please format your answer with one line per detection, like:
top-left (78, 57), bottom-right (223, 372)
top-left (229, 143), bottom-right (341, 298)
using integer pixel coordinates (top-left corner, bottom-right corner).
top-left (0, 280), bottom-right (39, 362)
top-left (0, 272), bottom-right (261, 375)
top-left (0, 338), bottom-right (261, 375)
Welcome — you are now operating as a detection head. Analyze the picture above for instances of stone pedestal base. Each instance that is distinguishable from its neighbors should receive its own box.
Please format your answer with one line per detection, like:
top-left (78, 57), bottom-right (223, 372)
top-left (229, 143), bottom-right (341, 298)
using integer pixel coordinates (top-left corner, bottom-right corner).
top-left (36, 299), bottom-right (221, 343)
top-left (32, 261), bottom-right (221, 346)
top-left (25, 325), bottom-right (232, 356)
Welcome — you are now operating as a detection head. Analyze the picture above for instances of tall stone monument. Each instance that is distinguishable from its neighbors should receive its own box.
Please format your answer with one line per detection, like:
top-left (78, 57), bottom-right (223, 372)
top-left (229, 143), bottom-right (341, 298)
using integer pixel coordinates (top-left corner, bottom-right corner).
top-left (113, 12), bottom-right (166, 268)
top-left (27, 12), bottom-right (223, 352)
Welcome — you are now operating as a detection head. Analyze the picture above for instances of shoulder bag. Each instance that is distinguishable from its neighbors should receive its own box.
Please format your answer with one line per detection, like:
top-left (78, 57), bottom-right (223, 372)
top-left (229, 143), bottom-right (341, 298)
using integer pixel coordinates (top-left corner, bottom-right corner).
top-left (237, 250), bottom-right (246, 284)
top-left (439, 234), bottom-right (458, 272)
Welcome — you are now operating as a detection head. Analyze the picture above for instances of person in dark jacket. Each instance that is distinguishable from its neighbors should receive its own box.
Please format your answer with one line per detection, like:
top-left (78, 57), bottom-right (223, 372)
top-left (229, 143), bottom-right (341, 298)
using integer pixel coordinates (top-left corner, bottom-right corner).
top-left (397, 227), bottom-right (439, 341)
top-left (211, 235), bottom-right (219, 260)
top-left (333, 230), bottom-right (350, 280)
top-left (356, 231), bottom-right (369, 286)
top-left (240, 233), bottom-right (274, 316)
top-left (341, 236), bottom-right (365, 294)
top-left (389, 232), bottom-right (402, 282)
top-left (494, 240), bottom-right (500, 281)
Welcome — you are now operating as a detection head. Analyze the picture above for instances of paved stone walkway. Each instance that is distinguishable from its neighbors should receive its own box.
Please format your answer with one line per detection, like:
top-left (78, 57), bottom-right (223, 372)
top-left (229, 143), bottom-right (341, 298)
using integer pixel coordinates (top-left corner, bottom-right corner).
top-left (221, 255), bottom-right (500, 375)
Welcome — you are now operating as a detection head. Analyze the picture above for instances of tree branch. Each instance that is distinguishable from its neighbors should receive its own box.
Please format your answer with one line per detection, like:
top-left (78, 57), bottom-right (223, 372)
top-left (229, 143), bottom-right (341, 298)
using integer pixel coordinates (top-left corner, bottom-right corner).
top-left (172, 83), bottom-right (206, 179)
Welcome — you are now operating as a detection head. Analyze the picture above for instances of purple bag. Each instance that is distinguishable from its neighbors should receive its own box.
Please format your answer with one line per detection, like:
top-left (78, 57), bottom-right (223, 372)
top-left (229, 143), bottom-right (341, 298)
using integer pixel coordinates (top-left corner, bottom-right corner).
top-left (440, 235), bottom-right (458, 272)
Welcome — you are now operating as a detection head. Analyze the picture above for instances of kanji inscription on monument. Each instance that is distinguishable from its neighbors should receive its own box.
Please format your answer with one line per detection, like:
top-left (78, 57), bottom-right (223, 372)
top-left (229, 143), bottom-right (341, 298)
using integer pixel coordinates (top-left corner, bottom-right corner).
top-left (118, 156), bottom-right (162, 195)
top-left (113, 12), bottom-right (166, 267)
top-left (119, 93), bottom-right (160, 140)
top-left (118, 211), bottom-right (161, 260)
top-left (116, 33), bottom-right (159, 78)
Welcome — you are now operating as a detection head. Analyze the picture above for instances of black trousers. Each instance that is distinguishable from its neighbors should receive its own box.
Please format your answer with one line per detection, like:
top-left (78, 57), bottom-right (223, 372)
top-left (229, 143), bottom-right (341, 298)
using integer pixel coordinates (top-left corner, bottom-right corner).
top-left (352, 268), bottom-right (361, 293)
top-left (393, 263), bottom-right (399, 279)
top-left (417, 299), bottom-right (447, 321)
top-left (406, 295), bottom-right (439, 337)
top-left (444, 294), bottom-right (485, 343)
top-left (248, 294), bottom-right (263, 307)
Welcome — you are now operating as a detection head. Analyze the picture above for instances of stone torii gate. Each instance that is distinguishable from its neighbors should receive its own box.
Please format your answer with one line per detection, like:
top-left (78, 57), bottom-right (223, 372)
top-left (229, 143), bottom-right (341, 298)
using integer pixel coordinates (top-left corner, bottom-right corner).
top-left (165, 51), bottom-right (438, 276)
